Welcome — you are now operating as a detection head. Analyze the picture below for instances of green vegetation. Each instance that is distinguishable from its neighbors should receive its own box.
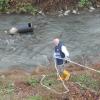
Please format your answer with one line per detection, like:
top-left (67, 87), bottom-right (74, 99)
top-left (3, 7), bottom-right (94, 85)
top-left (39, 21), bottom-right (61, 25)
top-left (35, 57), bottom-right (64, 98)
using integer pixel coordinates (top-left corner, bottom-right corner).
top-left (0, 0), bottom-right (9, 12)
top-left (78, 0), bottom-right (90, 7)
top-left (0, 78), bottom-right (14, 95)
top-left (43, 78), bottom-right (56, 87)
top-left (16, 3), bottom-right (38, 14)
top-left (27, 73), bottom-right (57, 87)
top-left (0, 0), bottom-right (99, 14)
top-left (26, 96), bottom-right (42, 100)
top-left (0, 68), bottom-right (99, 100)
top-left (42, 73), bottom-right (58, 87)
top-left (71, 74), bottom-right (100, 91)
top-left (27, 78), bottom-right (39, 86)
top-left (0, 0), bottom-right (38, 14)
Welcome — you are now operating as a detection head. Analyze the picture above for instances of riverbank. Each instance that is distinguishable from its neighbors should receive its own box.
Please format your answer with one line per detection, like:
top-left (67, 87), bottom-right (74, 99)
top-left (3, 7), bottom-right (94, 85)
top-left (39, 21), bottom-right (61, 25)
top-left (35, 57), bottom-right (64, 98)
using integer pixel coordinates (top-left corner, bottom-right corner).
top-left (0, 63), bottom-right (100, 100)
top-left (0, 0), bottom-right (100, 15)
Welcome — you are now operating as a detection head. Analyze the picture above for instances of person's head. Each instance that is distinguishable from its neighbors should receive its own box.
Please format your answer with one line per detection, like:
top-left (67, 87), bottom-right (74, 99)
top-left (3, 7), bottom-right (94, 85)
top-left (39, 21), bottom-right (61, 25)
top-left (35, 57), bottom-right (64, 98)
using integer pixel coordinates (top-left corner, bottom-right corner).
top-left (53, 38), bottom-right (60, 46)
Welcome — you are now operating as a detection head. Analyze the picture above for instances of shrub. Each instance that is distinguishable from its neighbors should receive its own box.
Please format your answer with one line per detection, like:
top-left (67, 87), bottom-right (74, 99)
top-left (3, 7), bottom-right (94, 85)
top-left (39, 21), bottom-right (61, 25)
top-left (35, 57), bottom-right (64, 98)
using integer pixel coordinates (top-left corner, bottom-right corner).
top-left (0, 0), bottom-right (9, 12)
top-left (78, 0), bottom-right (90, 7)
top-left (18, 3), bottom-right (37, 14)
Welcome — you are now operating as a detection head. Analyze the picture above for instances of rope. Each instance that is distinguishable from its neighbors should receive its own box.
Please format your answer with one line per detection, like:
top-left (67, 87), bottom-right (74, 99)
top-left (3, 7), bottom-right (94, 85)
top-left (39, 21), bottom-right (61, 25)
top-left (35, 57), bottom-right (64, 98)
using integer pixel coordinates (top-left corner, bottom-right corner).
top-left (55, 57), bottom-right (100, 74)
top-left (40, 74), bottom-right (69, 94)
top-left (40, 59), bottom-right (69, 94)
top-left (40, 57), bottom-right (100, 94)
top-left (68, 60), bottom-right (100, 73)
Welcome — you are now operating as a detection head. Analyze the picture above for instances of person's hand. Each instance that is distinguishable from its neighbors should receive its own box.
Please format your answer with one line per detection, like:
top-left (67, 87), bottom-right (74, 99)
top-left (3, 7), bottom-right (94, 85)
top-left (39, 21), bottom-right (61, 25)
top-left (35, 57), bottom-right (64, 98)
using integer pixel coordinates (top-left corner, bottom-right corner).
top-left (65, 57), bottom-right (70, 63)
top-left (65, 60), bottom-right (68, 63)
top-left (65, 56), bottom-right (70, 61)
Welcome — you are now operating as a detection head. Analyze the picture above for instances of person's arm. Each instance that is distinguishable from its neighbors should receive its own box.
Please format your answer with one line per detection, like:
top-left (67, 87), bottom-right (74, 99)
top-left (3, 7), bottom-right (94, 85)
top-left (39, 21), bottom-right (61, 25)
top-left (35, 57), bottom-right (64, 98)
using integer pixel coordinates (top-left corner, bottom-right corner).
top-left (61, 45), bottom-right (69, 59)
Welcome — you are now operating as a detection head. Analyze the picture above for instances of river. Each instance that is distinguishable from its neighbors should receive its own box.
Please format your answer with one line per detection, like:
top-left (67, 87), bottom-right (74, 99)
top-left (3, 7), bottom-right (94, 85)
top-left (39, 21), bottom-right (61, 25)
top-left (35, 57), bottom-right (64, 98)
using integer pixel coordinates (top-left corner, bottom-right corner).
top-left (0, 10), bottom-right (100, 69)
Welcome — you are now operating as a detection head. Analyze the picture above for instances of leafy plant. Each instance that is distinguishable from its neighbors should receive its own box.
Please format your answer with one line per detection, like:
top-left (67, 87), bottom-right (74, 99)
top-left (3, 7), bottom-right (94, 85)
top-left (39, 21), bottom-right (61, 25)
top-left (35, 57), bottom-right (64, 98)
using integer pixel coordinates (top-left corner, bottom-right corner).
top-left (71, 74), bottom-right (100, 91)
top-left (0, 0), bottom-right (9, 12)
top-left (18, 3), bottom-right (37, 15)
top-left (43, 78), bottom-right (56, 86)
top-left (5, 82), bottom-right (14, 94)
top-left (27, 78), bottom-right (39, 86)
top-left (78, 0), bottom-right (90, 7)
top-left (43, 73), bottom-right (58, 87)
top-left (24, 4), bottom-right (37, 13)
top-left (0, 79), bottom-right (14, 94)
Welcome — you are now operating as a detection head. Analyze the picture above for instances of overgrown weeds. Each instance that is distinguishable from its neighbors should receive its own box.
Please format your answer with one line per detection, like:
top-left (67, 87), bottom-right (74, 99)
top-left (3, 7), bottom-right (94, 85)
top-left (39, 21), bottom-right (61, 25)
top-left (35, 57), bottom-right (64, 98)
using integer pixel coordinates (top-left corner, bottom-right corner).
top-left (0, 77), bottom-right (14, 99)
top-left (70, 73), bottom-right (100, 91)
top-left (0, 0), bottom-right (9, 12)
top-left (27, 78), bottom-right (39, 87)
top-left (0, 0), bottom-right (38, 14)
top-left (78, 0), bottom-right (91, 7)
top-left (0, 0), bottom-right (99, 14)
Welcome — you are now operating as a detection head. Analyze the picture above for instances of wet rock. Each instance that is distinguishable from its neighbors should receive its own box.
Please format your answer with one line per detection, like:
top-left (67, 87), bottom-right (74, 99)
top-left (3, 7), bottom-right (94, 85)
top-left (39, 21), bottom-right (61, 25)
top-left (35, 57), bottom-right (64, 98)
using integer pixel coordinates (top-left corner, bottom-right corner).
top-left (58, 10), bottom-right (63, 17)
top-left (38, 10), bottom-right (45, 16)
top-left (72, 9), bottom-right (79, 15)
top-left (64, 10), bottom-right (70, 16)
top-left (89, 6), bottom-right (95, 12)
top-left (58, 13), bottom-right (63, 17)
top-left (6, 12), bottom-right (10, 14)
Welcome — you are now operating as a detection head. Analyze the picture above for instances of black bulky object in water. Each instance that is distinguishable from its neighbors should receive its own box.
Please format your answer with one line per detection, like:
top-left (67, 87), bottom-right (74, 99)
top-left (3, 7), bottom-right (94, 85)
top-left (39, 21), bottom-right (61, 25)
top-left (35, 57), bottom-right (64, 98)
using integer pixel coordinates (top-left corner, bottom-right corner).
top-left (9, 23), bottom-right (34, 34)
top-left (17, 23), bottom-right (34, 33)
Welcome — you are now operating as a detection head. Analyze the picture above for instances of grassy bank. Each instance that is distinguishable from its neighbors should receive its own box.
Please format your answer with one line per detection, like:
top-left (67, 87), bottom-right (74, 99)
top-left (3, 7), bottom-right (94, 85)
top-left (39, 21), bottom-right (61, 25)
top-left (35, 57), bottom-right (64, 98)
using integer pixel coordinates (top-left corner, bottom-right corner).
top-left (0, 0), bottom-right (100, 14)
top-left (0, 0), bottom-right (38, 15)
top-left (0, 64), bottom-right (100, 100)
